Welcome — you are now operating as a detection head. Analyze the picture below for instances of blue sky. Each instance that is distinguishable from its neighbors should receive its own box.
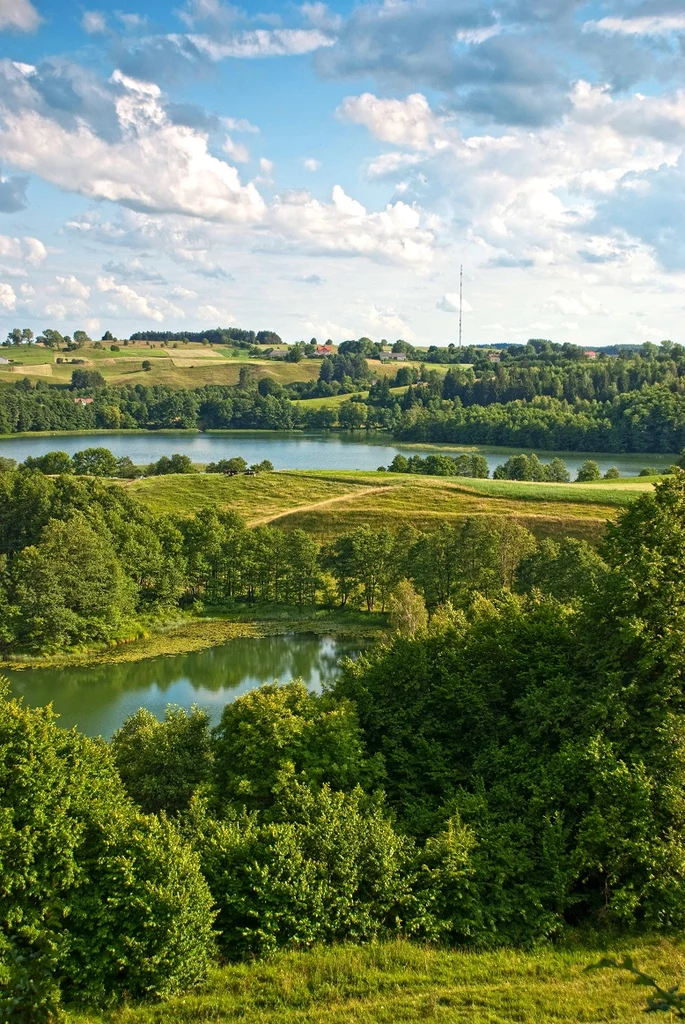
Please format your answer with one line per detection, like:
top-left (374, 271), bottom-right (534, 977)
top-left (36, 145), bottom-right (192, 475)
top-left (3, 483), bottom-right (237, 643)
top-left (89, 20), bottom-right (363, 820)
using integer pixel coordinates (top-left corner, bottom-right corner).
top-left (0, 0), bottom-right (684, 346)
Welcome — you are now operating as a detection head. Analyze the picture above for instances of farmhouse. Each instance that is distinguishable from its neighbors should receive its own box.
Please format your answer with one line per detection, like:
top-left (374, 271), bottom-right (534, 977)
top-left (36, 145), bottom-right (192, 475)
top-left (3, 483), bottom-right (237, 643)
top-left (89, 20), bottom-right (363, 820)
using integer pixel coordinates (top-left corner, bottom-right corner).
top-left (73, 396), bottom-right (94, 405)
top-left (379, 352), bottom-right (407, 362)
top-left (584, 350), bottom-right (598, 359)
top-left (268, 349), bottom-right (287, 360)
top-left (487, 352), bottom-right (501, 363)
top-left (311, 344), bottom-right (333, 357)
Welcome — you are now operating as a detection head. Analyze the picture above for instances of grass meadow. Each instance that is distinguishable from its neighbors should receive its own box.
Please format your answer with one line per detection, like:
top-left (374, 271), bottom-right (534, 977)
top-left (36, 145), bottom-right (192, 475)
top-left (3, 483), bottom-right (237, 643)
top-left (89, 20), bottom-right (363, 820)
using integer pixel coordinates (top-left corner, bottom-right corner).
top-left (66, 936), bottom-right (685, 1024)
top-left (126, 469), bottom-right (652, 543)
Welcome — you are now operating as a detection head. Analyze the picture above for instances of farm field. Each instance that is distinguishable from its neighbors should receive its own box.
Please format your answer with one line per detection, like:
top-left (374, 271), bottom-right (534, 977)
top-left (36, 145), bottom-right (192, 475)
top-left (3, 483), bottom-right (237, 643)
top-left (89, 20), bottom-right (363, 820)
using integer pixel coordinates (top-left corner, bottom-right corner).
top-left (67, 936), bottom-right (685, 1024)
top-left (126, 469), bottom-right (653, 543)
top-left (0, 342), bottom-right (452, 391)
top-left (0, 343), bottom-right (322, 388)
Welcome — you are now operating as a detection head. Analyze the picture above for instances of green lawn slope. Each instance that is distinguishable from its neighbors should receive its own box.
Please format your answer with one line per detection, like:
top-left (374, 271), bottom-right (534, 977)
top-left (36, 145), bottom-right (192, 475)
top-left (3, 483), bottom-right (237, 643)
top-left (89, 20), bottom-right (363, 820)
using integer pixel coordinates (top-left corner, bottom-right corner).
top-left (67, 937), bottom-right (685, 1024)
top-left (125, 469), bottom-right (655, 544)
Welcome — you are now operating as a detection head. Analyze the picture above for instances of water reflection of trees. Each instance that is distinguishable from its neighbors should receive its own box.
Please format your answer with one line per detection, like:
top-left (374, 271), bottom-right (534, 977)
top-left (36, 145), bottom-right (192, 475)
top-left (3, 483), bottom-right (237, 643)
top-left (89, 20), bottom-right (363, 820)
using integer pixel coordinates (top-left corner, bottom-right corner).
top-left (8, 635), bottom-right (365, 708)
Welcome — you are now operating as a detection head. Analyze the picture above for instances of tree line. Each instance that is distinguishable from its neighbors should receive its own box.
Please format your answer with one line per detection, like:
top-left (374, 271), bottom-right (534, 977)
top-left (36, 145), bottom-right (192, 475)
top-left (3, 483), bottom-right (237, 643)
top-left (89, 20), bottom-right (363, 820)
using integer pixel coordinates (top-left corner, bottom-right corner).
top-left (11, 447), bottom-right (274, 479)
top-left (381, 451), bottom-right (637, 481)
top-left (392, 386), bottom-right (685, 453)
top-left (129, 328), bottom-right (282, 347)
top-left (5, 473), bottom-right (685, 1018)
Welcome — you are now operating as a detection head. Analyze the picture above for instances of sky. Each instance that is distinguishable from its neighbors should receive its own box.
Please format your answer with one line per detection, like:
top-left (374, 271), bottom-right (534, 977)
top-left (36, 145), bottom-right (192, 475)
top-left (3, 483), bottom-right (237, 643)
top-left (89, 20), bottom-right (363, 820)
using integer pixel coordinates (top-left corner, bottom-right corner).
top-left (0, 0), bottom-right (684, 347)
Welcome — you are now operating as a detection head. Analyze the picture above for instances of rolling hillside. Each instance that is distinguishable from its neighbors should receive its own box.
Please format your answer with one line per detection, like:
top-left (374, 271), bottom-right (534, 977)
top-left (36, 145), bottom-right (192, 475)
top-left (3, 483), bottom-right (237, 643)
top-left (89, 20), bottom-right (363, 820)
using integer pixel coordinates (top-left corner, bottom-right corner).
top-left (125, 469), bottom-right (654, 543)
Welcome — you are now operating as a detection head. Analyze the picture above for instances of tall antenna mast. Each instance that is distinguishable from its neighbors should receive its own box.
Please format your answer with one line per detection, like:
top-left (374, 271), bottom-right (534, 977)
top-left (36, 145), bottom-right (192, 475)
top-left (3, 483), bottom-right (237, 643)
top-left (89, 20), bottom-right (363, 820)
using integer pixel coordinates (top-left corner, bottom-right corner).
top-left (458, 264), bottom-right (463, 348)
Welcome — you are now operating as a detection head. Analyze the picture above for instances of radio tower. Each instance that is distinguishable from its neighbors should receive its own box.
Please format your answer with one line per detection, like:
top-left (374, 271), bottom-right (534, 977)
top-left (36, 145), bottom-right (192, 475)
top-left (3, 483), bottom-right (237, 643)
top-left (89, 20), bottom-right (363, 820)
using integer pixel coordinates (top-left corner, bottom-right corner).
top-left (458, 264), bottom-right (463, 348)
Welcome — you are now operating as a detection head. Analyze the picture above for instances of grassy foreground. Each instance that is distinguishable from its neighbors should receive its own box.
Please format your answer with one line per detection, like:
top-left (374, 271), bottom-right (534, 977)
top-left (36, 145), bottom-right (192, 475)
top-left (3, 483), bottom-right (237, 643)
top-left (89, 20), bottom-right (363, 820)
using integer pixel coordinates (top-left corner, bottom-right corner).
top-left (126, 469), bottom-right (656, 544)
top-left (66, 937), bottom-right (685, 1023)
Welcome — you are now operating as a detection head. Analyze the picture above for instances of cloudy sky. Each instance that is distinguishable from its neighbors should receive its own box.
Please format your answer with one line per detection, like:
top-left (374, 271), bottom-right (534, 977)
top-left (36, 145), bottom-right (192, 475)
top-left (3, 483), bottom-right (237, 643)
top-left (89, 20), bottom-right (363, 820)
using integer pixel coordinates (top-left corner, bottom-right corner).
top-left (0, 0), bottom-right (684, 346)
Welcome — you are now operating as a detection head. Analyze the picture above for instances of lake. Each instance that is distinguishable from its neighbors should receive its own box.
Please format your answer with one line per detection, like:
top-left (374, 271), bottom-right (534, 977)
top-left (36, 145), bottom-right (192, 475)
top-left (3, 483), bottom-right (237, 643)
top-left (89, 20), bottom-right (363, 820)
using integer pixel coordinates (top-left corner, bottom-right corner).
top-left (0, 430), bottom-right (675, 477)
top-left (5, 633), bottom-right (363, 739)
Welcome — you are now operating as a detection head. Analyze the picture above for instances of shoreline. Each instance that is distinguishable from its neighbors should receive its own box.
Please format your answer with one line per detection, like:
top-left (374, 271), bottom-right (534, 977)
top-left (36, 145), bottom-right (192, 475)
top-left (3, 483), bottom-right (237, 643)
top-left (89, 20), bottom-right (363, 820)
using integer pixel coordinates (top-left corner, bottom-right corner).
top-left (0, 611), bottom-right (385, 672)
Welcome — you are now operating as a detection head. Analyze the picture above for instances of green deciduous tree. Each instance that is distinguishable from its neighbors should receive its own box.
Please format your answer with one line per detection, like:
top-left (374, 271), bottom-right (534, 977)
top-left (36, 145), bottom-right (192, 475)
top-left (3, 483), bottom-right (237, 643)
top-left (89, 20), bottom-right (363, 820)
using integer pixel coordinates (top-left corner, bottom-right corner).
top-left (70, 369), bottom-right (105, 390)
top-left (11, 513), bottom-right (135, 650)
top-left (111, 706), bottom-right (213, 816)
top-left (72, 447), bottom-right (119, 477)
top-left (211, 682), bottom-right (375, 815)
top-left (22, 451), bottom-right (73, 475)
top-left (576, 459), bottom-right (601, 482)
top-left (388, 579), bottom-right (428, 636)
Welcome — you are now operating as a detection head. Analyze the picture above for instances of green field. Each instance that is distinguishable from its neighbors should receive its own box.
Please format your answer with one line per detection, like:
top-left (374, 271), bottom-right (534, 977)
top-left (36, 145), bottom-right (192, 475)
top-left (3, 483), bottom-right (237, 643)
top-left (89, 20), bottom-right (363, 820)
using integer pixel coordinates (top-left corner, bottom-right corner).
top-left (126, 469), bottom-right (653, 543)
top-left (66, 937), bottom-right (685, 1024)
top-left (0, 342), bottom-right (458, 391)
top-left (0, 343), bottom-right (322, 389)
top-left (295, 386), bottom-right (410, 410)
top-left (125, 470), bottom-right (372, 521)
top-left (371, 359), bottom-right (453, 378)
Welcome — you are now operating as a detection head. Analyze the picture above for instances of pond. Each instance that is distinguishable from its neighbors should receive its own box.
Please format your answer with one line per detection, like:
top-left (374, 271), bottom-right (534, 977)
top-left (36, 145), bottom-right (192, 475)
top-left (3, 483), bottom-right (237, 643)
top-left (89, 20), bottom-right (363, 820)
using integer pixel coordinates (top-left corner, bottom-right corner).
top-left (5, 633), bottom-right (364, 739)
top-left (0, 430), bottom-right (675, 477)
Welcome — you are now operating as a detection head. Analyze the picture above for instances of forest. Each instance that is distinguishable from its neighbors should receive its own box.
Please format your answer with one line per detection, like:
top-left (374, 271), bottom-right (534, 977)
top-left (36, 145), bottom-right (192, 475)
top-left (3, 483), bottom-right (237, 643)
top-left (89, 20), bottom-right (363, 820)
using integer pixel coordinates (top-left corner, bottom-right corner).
top-left (4, 471), bottom-right (685, 1019)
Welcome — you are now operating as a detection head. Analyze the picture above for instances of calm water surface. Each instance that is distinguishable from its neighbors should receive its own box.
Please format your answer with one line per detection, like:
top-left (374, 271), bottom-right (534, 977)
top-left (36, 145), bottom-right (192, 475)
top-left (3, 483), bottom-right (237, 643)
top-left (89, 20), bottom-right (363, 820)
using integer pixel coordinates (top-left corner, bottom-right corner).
top-left (0, 430), bottom-right (674, 476)
top-left (5, 634), bottom-right (363, 739)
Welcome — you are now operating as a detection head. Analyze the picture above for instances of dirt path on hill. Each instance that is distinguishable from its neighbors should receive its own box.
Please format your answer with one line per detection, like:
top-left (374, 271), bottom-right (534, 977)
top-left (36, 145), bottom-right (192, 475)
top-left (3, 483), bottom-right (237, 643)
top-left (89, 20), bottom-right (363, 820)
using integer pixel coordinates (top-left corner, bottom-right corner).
top-left (248, 485), bottom-right (398, 526)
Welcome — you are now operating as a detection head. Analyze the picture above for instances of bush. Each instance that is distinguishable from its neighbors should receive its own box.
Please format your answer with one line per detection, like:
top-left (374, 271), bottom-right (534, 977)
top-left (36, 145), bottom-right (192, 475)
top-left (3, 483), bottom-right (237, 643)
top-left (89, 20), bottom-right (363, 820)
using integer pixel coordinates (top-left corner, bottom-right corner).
top-left (190, 783), bottom-right (416, 958)
top-left (111, 706), bottom-right (213, 815)
top-left (146, 453), bottom-right (194, 476)
top-left (211, 682), bottom-right (376, 815)
top-left (63, 808), bottom-right (216, 1006)
top-left (0, 682), bottom-right (216, 1009)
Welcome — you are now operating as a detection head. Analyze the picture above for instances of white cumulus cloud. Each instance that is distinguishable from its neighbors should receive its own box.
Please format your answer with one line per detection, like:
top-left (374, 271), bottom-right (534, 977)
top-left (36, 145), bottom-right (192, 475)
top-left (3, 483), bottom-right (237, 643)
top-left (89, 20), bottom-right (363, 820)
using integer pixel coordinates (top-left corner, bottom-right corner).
top-left (187, 28), bottom-right (334, 60)
top-left (223, 135), bottom-right (250, 163)
top-left (0, 234), bottom-right (46, 264)
top-left (97, 275), bottom-right (181, 322)
top-left (0, 64), bottom-right (267, 224)
top-left (268, 185), bottom-right (437, 264)
top-left (437, 294), bottom-right (473, 313)
top-left (0, 0), bottom-right (40, 32)
top-left (55, 275), bottom-right (91, 299)
top-left (0, 282), bottom-right (16, 308)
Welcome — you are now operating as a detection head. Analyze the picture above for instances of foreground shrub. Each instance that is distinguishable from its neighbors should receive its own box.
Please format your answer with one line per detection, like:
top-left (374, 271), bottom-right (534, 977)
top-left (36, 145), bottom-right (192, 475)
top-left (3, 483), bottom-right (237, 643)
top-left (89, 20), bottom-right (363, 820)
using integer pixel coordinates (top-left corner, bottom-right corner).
top-left (0, 682), bottom-right (216, 1009)
top-left (190, 781), bottom-right (418, 958)
top-left (63, 809), bottom-right (216, 1006)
